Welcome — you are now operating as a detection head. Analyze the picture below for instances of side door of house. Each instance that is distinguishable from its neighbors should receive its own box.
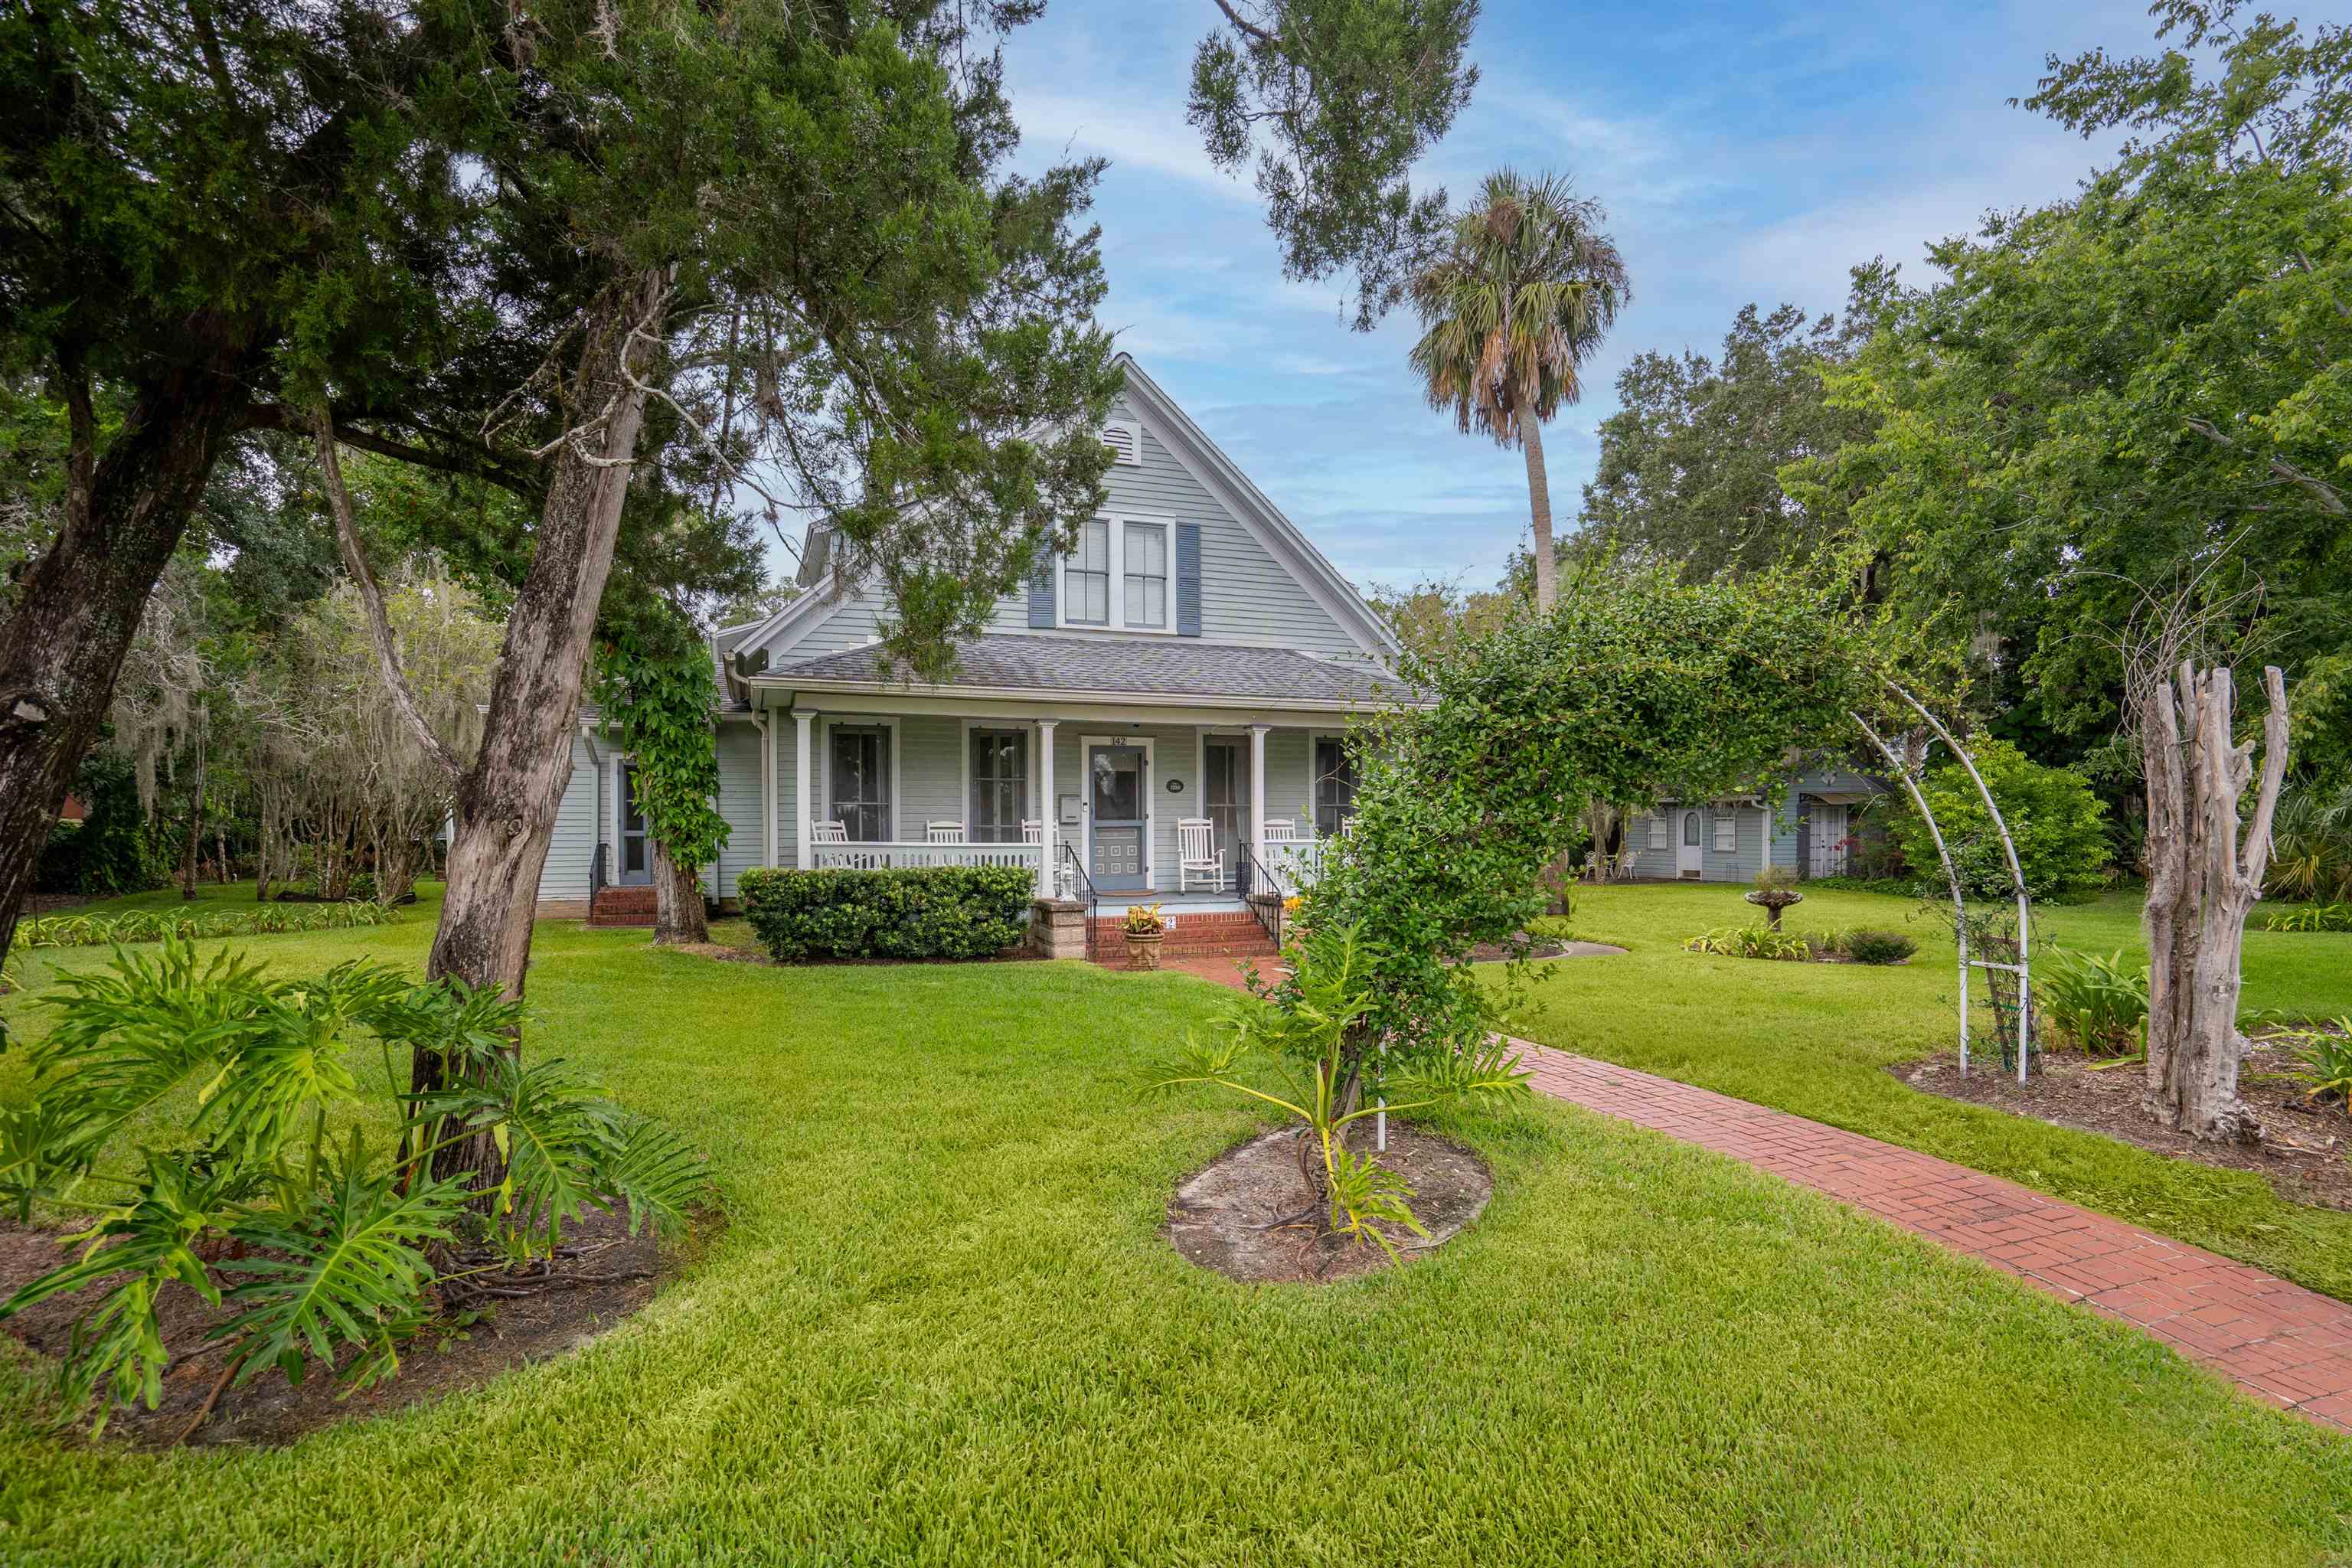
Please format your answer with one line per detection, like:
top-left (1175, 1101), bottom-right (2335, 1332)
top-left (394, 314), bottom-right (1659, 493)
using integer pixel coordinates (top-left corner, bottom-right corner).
top-left (618, 762), bottom-right (653, 885)
top-left (1677, 808), bottom-right (1704, 879)
top-left (1087, 742), bottom-right (1148, 891)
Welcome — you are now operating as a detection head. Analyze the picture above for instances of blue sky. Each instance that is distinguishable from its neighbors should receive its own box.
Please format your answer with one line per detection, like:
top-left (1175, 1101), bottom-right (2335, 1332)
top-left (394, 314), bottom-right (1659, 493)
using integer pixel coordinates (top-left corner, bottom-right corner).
top-left (939, 0), bottom-right (2178, 597)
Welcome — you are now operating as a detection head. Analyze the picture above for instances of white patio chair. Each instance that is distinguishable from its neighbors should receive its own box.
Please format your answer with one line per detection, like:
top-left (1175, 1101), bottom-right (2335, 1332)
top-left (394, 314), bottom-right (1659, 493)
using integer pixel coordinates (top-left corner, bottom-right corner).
top-left (926, 822), bottom-right (965, 844)
top-left (1021, 818), bottom-right (1043, 844)
top-left (1261, 818), bottom-right (1298, 841)
top-left (1176, 817), bottom-right (1223, 893)
top-left (813, 821), bottom-right (848, 843)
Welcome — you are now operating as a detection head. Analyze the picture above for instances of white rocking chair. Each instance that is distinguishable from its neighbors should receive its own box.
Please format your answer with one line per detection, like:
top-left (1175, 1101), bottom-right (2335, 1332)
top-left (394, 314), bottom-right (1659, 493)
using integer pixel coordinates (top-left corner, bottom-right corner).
top-left (813, 821), bottom-right (848, 843)
top-left (1177, 817), bottom-right (1224, 893)
top-left (1021, 819), bottom-right (1044, 844)
top-left (925, 822), bottom-right (965, 844)
top-left (1260, 818), bottom-right (1298, 841)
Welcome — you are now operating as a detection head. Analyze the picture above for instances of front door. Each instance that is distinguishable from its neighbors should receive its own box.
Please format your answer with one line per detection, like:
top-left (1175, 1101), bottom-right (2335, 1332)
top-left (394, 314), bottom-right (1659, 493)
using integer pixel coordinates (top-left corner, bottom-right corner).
top-left (619, 763), bottom-right (653, 885)
top-left (1809, 802), bottom-right (1850, 877)
top-left (1088, 743), bottom-right (1148, 891)
top-left (1677, 809), bottom-right (1704, 879)
top-left (1203, 738), bottom-right (1245, 864)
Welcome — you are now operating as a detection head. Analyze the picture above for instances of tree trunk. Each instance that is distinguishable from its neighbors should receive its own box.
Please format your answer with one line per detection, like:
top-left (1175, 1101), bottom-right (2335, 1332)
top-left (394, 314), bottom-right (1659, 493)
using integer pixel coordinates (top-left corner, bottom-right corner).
top-left (2141, 662), bottom-right (2289, 1143)
top-left (1522, 415), bottom-right (1557, 614)
top-left (651, 840), bottom-right (708, 945)
top-left (181, 754), bottom-right (205, 901)
top-left (0, 364), bottom-right (251, 970)
top-left (417, 266), bottom-right (671, 1184)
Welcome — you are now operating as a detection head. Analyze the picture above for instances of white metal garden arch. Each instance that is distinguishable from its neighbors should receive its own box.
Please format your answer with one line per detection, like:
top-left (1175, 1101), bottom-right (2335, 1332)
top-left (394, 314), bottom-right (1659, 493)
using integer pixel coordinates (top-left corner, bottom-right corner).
top-left (1850, 684), bottom-right (2035, 1083)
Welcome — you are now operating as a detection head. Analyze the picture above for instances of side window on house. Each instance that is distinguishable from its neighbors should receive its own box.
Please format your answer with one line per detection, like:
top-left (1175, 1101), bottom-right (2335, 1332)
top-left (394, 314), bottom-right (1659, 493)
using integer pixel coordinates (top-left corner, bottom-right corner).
top-left (829, 726), bottom-right (891, 842)
top-left (1646, 813), bottom-right (1667, 850)
top-left (1314, 737), bottom-right (1358, 837)
top-left (969, 730), bottom-right (1027, 843)
top-left (1124, 521), bottom-right (1168, 629)
top-left (1065, 520), bottom-right (1110, 626)
top-left (1713, 811), bottom-right (1738, 852)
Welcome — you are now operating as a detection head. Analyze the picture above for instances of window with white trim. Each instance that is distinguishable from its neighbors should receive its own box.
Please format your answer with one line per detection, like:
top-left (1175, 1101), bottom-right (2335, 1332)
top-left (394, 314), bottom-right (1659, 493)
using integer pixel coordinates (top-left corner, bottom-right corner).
top-left (1645, 813), bottom-right (1667, 850)
top-left (1065, 519), bottom-right (1111, 626)
top-left (1123, 521), bottom-right (1168, 629)
top-left (1713, 811), bottom-right (1738, 852)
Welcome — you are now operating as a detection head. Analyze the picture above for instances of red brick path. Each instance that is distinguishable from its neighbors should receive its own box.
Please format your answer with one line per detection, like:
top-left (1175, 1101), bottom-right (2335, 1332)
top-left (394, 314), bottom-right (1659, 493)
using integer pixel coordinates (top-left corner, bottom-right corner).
top-left (1515, 1041), bottom-right (2352, 1435)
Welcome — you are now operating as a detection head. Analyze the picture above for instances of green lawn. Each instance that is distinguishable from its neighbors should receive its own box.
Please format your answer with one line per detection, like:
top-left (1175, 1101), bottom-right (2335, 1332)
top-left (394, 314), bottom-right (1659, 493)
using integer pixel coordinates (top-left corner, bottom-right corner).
top-left (0, 902), bottom-right (2347, 1564)
top-left (1504, 883), bottom-right (2352, 1302)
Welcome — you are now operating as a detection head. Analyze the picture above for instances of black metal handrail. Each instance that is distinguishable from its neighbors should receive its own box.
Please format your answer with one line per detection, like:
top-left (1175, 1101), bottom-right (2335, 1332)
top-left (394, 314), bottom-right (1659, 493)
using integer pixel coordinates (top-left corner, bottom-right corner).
top-left (1060, 841), bottom-right (1100, 962)
top-left (1232, 842), bottom-right (1281, 946)
top-left (589, 843), bottom-right (609, 902)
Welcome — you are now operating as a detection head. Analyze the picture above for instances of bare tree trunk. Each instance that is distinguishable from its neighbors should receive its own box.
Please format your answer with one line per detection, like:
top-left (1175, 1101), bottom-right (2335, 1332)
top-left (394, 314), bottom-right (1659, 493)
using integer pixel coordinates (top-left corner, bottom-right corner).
top-left (0, 355), bottom-right (251, 967)
top-left (418, 266), bottom-right (671, 1184)
top-left (1521, 416), bottom-right (1557, 614)
top-left (651, 840), bottom-right (708, 945)
top-left (2141, 663), bottom-right (2289, 1143)
top-left (181, 753), bottom-right (205, 901)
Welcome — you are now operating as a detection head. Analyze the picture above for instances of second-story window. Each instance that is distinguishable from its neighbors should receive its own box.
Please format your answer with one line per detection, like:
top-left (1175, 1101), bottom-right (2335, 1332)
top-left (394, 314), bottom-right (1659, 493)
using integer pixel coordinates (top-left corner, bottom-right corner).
top-left (1124, 521), bottom-right (1168, 629)
top-left (1065, 519), bottom-right (1110, 625)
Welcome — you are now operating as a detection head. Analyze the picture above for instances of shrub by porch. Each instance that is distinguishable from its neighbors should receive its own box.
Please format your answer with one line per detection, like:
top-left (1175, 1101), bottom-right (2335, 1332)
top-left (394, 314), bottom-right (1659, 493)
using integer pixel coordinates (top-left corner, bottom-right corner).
top-left (737, 865), bottom-right (1035, 962)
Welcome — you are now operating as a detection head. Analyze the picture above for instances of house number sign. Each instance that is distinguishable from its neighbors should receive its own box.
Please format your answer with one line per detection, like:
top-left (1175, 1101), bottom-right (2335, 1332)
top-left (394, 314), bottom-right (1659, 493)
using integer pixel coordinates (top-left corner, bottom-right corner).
top-left (1165, 779), bottom-right (1184, 793)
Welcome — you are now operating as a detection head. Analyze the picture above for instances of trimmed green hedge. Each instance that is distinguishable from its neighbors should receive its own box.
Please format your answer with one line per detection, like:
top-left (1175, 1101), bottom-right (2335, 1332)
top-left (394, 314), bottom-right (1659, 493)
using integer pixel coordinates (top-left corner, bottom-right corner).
top-left (737, 866), bottom-right (1036, 962)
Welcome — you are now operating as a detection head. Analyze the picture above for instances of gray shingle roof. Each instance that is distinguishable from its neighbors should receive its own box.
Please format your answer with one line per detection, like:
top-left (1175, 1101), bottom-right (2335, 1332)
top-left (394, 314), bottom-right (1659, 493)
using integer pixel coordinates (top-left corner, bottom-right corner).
top-left (773, 633), bottom-right (1404, 706)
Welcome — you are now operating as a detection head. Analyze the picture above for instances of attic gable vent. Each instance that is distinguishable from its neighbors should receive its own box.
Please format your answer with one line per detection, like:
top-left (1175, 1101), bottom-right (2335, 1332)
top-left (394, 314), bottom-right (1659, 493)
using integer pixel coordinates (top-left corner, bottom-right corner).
top-left (1099, 420), bottom-right (1142, 466)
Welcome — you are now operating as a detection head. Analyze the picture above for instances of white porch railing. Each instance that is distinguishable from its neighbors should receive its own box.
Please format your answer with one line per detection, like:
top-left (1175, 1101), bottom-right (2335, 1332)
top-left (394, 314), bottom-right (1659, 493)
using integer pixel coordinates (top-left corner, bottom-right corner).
top-left (1262, 835), bottom-right (1325, 895)
top-left (810, 841), bottom-right (1043, 874)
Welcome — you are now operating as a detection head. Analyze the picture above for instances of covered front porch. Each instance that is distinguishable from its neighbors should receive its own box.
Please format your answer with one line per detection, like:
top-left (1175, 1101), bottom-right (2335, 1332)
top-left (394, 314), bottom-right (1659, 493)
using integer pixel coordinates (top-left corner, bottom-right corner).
top-left (743, 688), bottom-right (1354, 903)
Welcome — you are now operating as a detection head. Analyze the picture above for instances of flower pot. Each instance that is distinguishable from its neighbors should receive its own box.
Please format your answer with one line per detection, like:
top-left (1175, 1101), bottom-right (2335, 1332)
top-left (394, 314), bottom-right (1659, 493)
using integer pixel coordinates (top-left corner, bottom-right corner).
top-left (1125, 931), bottom-right (1165, 972)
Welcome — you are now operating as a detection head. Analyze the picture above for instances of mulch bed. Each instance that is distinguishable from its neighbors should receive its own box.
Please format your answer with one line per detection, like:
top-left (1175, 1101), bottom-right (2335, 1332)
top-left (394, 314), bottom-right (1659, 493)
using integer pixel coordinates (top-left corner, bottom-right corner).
top-left (1899, 1034), bottom-right (2352, 1213)
top-left (0, 1204), bottom-right (707, 1449)
top-left (1164, 1124), bottom-right (1492, 1284)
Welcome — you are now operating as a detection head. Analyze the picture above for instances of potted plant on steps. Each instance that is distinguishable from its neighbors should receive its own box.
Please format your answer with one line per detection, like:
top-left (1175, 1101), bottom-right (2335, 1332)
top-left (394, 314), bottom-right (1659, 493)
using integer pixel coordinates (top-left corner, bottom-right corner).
top-left (1745, 864), bottom-right (1805, 928)
top-left (1122, 902), bottom-right (1167, 971)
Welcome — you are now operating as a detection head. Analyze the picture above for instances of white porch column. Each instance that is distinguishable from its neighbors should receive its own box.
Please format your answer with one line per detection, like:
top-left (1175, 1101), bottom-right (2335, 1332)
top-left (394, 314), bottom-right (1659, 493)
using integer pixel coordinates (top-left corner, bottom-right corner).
top-left (758, 712), bottom-right (776, 868)
top-left (1249, 724), bottom-right (1270, 874)
top-left (793, 708), bottom-right (814, 871)
top-left (1037, 718), bottom-right (1059, 897)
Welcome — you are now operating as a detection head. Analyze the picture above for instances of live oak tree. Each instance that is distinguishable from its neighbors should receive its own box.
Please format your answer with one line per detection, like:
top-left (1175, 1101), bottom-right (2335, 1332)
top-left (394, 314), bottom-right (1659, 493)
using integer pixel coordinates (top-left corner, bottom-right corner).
top-left (1577, 286), bottom-right (1887, 580)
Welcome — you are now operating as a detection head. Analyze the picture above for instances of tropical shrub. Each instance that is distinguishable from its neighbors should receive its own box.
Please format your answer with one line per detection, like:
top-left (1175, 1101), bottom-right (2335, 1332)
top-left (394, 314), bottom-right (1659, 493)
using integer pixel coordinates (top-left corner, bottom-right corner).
top-left (0, 939), bottom-right (709, 1432)
top-left (1883, 740), bottom-right (2111, 903)
top-left (2264, 903), bottom-right (2352, 933)
top-left (737, 866), bottom-right (1034, 962)
top-left (1156, 923), bottom-right (1526, 1258)
top-left (1843, 929), bottom-right (1916, 965)
top-left (2264, 783), bottom-right (2352, 904)
top-left (9, 901), bottom-right (394, 952)
top-left (2267, 1023), bottom-right (2352, 1107)
top-left (1685, 924), bottom-right (1812, 962)
top-left (2036, 946), bottom-right (2151, 1057)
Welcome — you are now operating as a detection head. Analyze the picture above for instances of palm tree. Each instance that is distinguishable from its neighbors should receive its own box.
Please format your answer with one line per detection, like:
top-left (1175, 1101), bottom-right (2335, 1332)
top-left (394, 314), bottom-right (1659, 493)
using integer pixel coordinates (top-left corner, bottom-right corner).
top-left (1409, 171), bottom-right (1628, 612)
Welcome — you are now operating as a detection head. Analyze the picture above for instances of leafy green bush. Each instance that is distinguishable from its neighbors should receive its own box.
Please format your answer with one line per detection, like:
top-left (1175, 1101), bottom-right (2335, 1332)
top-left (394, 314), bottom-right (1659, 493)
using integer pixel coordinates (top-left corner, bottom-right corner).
top-left (2036, 946), bottom-right (2150, 1057)
top-left (1843, 929), bottom-right (1916, 965)
top-left (1685, 924), bottom-right (1812, 962)
top-left (737, 866), bottom-right (1035, 962)
top-left (1883, 740), bottom-right (2111, 903)
top-left (2267, 1022), bottom-right (2352, 1106)
top-left (10, 900), bottom-right (394, 952)
top-left (2264, 903), bottom-right (2352, 933)
top-left (0, 939), bottom-right (709, 1432)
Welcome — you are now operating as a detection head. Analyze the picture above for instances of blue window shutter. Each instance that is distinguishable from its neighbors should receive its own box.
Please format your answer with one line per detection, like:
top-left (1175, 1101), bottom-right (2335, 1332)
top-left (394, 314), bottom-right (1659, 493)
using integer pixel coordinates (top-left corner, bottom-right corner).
top-left (1027, 560), bottom-right (1055, 628)
top-left (1176, 523), bottom-right (1202, 637)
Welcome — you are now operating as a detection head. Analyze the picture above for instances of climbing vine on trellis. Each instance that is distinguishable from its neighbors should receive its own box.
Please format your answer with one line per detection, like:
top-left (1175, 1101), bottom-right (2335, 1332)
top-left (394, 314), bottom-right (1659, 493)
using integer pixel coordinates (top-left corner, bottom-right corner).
top-left (594, 618), bottom-right (731, 885)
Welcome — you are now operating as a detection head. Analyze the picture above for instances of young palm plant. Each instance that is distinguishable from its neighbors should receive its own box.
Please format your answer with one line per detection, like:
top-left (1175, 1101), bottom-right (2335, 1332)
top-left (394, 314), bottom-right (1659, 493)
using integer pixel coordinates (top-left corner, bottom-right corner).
top-left (1156, 922), bottom-right (1527, 1261)
top-left (0, 938), bottom-right (708, 1434)
top-left (1408, 169), bottom-right (1629, 613)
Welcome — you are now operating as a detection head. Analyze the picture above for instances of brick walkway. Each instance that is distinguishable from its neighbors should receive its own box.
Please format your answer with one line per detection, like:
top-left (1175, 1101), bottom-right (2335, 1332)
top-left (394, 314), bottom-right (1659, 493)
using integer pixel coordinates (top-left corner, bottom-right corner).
top-left (1515, 1040), bottom-right (2352, 1435)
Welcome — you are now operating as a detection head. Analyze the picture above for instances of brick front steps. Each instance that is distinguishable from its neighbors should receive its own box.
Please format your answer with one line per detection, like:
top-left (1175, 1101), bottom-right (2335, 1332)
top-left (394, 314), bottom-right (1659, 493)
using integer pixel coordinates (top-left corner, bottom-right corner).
top-left (1090, 912), bottom-right (1276, 971)
top-left (586, 886), bottom-right (657, 928)
top-left (1515, 1040), bottom-right (2352, 1435)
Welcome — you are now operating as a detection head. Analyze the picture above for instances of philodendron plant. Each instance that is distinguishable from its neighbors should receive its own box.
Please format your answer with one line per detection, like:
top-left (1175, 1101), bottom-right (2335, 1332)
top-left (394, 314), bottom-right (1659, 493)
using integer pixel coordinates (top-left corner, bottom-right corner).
top-left (1156, 921), bottom-right (1527, 1259)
